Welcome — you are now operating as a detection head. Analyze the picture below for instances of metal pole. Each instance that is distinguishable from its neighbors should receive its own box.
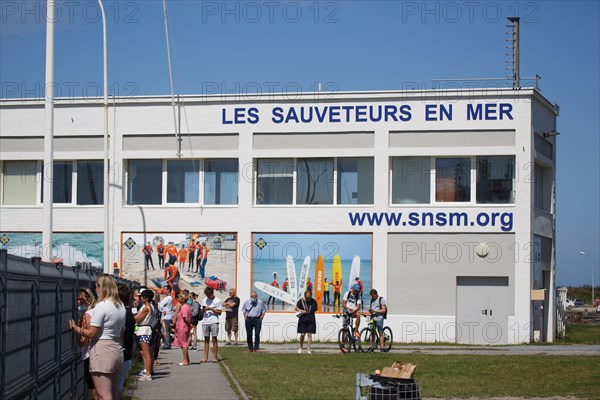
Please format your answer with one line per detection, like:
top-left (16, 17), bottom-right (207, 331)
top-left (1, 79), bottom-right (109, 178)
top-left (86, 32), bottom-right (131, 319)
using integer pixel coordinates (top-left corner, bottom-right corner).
top-left (98, 0), bottom-right (110, 273)
top-left (580, 252), bottom-right (594, 303)
top-left (508, 17), bottom-right (520, 89)
top-left (42, 0), bottom-right (55, 262)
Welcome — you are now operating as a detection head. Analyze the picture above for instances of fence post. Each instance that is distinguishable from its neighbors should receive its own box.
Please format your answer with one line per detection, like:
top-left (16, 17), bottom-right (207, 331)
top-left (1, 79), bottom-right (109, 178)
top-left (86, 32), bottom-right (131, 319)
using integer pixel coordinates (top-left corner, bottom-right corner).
top-left (55, 262), bottom-right (63, 399)
top-left (0, 249), bottom-right (7, 399)
top-left (72, 262), bottom-right (80, 398)
top-left (31, 256), bottom-right (41, 398)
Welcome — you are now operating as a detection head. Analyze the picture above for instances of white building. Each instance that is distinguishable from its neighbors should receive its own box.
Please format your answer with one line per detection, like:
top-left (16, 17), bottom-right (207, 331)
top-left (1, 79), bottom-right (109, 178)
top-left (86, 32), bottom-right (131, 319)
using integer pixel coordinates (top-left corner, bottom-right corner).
top-left (0, 88), bottom-right (558, 344)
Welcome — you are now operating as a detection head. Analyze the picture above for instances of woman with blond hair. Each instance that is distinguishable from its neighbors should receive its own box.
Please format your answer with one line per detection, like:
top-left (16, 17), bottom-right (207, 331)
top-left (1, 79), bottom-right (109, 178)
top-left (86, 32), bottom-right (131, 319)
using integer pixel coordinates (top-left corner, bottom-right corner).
top-left (70, 274), bottom-right (126, 400)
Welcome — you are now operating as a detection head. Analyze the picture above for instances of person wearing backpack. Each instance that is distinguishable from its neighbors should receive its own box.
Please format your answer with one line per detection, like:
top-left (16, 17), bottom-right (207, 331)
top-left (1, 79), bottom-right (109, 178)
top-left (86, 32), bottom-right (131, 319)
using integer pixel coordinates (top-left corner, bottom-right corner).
top-left (133, 290), bottom-right (156, 381)
top-left (367, 289), bottom-right (387, 352)
top-left (188, 292), bottom-right (202, 351)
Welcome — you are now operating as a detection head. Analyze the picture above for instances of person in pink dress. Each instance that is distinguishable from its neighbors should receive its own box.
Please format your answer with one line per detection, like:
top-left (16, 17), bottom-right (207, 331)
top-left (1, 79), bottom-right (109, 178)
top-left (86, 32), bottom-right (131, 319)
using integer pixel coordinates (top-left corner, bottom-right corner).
top-left (173, 292), bottom-right (192, 366)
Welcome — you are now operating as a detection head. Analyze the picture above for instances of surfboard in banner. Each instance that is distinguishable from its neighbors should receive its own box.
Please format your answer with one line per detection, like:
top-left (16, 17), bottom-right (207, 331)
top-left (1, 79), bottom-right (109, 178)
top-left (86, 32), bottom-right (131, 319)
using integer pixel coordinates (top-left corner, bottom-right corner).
top-left (332, 254), bottom-right (343, 288)
top-left (348, 255), bottom-right (361, 291)
top-left (286, 255), bottom-right (298, 299)
top-left (254, 281), bottom-right (297, 306)
top-left (297, 256), bottom-right (311, 299)
top-left (314, 255), bottom-right (325, 311)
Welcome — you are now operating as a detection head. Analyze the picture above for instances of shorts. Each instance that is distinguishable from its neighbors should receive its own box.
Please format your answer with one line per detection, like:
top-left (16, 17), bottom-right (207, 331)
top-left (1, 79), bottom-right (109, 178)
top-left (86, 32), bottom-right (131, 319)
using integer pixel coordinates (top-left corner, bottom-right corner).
top-left (191, 316), bottom-right (199, 326)
top-left (374, 318), bottom-right (384, 333)
top-left (342, 312), bottom-right (354, 327)
top-left (225, 318), bottom-right (238, 333)
top-left (137, 334), bottom-right (152, 345)
top-left (89, 339), bottom-right (123, 374)
top-left (202, 323), bottom-right (219, 338)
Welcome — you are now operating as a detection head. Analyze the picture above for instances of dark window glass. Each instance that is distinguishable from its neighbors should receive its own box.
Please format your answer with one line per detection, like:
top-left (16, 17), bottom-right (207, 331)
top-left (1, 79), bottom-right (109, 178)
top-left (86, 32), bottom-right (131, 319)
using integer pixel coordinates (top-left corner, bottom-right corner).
top-left (77, 161), bottom-right (103, 205)
top-left (127, 160), bottom-right (162, 205)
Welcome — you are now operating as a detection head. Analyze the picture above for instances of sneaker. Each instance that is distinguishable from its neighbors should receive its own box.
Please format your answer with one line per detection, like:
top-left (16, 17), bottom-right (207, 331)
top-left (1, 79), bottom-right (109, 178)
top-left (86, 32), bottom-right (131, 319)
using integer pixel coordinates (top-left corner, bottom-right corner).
top-left (136, 375), bottom-right (152, 381)
top-left (137, 369), bottom-right (146, 376)
top-left (307, 350), bottom-right (312, 355)
top-left (297, 348), bottom-right (302, 354)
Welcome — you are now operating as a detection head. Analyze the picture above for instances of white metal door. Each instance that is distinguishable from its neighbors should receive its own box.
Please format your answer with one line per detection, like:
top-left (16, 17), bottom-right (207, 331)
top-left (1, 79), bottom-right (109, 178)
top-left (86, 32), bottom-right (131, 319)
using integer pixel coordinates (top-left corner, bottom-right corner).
top-left (456, 277), bottom-right (509, 345)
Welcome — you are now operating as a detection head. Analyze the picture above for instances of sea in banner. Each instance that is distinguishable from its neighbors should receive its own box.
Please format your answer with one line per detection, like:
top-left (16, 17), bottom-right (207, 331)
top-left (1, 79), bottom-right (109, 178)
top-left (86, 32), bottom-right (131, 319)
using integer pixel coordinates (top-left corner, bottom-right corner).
top-left (1, 232), bottom-right (103, 267)
top-left (252, 233), bottom-right (373, 312)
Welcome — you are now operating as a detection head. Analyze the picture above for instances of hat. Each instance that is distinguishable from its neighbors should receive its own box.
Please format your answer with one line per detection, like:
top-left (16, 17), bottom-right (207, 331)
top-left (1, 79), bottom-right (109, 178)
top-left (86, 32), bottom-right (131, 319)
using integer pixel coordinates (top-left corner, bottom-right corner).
top-left (352, 283), bottom-right (360, 291)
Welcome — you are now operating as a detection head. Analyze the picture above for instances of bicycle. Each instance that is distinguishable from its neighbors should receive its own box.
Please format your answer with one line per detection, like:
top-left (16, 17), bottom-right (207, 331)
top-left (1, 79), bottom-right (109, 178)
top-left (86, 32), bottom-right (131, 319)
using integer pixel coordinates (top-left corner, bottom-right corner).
top-left (359, 313), bottom-right (393, 353)
top-left (333, 313), bottom-right (361, 353)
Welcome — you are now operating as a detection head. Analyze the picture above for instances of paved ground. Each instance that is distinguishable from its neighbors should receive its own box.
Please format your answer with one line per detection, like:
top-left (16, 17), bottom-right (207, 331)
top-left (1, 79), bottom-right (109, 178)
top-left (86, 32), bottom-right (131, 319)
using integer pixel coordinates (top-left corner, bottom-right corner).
top-left (132, 347), bottom-right (239, 400)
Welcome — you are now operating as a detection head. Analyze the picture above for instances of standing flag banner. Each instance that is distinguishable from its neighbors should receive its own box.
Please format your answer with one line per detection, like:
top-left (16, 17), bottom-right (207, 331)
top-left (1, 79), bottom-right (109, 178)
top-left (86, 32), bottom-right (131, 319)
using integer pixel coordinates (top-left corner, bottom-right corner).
top-left (297, 256), bottom-right (311, 299)
top-left (314, 255), bottom-right (325, 311)
top-left (348, 255), bottom-right (361, 291)
top-left (286, 255), bottom-right (298, 299)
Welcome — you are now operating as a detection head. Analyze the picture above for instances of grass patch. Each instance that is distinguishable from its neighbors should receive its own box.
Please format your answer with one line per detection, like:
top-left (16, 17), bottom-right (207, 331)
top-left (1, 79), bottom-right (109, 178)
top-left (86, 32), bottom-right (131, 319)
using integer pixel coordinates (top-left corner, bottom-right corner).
top-left (560, 323), bottom-right (600, 345)
top-left (220, 347), bottom-right (600, 400)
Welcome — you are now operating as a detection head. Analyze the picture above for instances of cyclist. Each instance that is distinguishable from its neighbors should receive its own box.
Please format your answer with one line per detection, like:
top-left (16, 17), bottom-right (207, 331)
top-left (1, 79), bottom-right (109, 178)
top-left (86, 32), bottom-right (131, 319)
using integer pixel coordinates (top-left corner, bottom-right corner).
top-left (363, 289), bottom-right (387, 351)
top-left (342, 283), bottom-right (362, 338)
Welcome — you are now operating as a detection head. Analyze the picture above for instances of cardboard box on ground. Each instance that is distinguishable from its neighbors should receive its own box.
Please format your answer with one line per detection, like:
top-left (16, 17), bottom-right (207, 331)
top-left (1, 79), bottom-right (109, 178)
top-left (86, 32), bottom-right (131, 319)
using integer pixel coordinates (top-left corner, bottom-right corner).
top-left (380, 363), bottom-right (417, 380)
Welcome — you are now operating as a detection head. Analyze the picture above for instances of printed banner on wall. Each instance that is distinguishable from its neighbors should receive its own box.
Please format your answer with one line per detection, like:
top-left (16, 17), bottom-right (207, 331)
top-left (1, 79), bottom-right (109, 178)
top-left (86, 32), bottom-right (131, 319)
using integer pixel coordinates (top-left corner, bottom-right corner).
top-left (0, 232), bottom-right (104, 267)
top-left (252, 233), bottom-right (373, 313)
top-left (120, 232), bottom-right (237, 294)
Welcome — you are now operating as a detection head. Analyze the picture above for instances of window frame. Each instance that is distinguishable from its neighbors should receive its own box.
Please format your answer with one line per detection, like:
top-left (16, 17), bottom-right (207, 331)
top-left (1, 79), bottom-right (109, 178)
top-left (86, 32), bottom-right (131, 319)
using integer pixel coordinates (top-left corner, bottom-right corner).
top-left (254, 157), bottom-right (375, 207)
top-left (389, 155), bottom-right (517, 206)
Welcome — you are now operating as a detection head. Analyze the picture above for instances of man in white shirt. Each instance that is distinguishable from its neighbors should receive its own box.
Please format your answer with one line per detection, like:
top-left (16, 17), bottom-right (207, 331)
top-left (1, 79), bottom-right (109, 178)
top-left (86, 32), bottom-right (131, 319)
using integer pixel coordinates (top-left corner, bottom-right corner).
top-left (201, 286), bottom-right (222, 363)
top-left (342, 283), bottom-right (362, 337)
top-left (158, 294), bottom-right (173, 349)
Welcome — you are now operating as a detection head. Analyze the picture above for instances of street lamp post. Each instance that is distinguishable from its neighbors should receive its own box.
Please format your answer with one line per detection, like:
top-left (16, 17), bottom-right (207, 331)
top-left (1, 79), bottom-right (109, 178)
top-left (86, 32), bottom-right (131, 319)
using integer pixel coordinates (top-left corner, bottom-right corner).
top-left (42, 0), bottom-right (55, 262)
top-left (579, 251), bottom-right (594, 303)
top-left (97, 0), bottom-right (110, 273)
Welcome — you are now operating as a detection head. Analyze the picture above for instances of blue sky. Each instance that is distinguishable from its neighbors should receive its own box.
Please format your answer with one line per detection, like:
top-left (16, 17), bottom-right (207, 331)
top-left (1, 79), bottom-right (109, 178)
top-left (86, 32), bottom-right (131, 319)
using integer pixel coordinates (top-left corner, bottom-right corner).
top-left (253, 233), bottom-right (372, 262)
top-left (1, 1), bottom-right (598, 285)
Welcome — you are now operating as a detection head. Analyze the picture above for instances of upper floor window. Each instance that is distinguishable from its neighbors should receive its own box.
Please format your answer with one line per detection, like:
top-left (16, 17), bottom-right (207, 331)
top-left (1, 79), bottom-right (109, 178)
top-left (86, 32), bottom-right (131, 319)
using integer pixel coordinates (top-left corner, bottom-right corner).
top-left (256, 157), bottom-right (374, 206)
top-left (476, 156), bottom-right (514, 204)
top-left (391, 157), bottom-right (430, 204)
top-left (204, 159), bottom-right (238, 205)
top-left (256, 158), bottom-right (294, 205)
top-left (2, 160), bottom-right (38, 205)
top-left (435, 158), bottom-right (471, 202)
top-left (127, 159), bottom-right (162, 205)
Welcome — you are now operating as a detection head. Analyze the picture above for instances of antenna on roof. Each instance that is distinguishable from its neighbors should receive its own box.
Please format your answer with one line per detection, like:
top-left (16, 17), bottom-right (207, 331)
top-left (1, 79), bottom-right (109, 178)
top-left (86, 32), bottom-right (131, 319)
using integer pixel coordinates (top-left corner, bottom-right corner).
top-left (506, 17), bottom-right (520, 89)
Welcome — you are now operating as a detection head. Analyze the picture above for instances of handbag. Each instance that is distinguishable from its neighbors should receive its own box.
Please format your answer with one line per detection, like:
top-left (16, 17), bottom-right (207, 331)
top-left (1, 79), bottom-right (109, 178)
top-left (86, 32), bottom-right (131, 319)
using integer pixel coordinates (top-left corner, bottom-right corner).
top-left (296, 298), bottom-right (308, 318)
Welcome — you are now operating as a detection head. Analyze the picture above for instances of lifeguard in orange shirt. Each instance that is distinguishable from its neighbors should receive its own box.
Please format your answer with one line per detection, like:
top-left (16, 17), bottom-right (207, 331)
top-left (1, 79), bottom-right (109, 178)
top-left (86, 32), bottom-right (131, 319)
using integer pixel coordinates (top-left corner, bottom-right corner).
top-left (178, 245), bottom-right (187, 269)
top-left (165, 242), bottom-right (178, 265)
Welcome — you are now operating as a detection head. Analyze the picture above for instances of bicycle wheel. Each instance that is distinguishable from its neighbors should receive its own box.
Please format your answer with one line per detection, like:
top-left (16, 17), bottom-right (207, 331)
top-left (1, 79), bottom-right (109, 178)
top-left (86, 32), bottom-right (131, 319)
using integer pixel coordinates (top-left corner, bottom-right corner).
top-left (359, 327), bottom-right (375, 352)
top-left (338, 328), bottom-right (350, 353)
top-left (381, 326), bottom-right (393, 352)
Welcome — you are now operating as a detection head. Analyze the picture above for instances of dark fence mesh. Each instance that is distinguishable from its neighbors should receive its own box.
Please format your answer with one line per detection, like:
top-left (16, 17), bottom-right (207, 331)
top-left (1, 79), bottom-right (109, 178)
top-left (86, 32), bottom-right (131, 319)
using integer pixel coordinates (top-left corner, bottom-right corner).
top-left (0, 249), bottom-right (139, 400)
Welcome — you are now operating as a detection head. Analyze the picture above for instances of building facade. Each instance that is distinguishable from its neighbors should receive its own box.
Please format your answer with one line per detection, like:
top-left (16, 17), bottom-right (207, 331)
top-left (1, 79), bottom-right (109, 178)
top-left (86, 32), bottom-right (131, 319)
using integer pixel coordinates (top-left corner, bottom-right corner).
top-left (0, 88), bottom-right (558, 344)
